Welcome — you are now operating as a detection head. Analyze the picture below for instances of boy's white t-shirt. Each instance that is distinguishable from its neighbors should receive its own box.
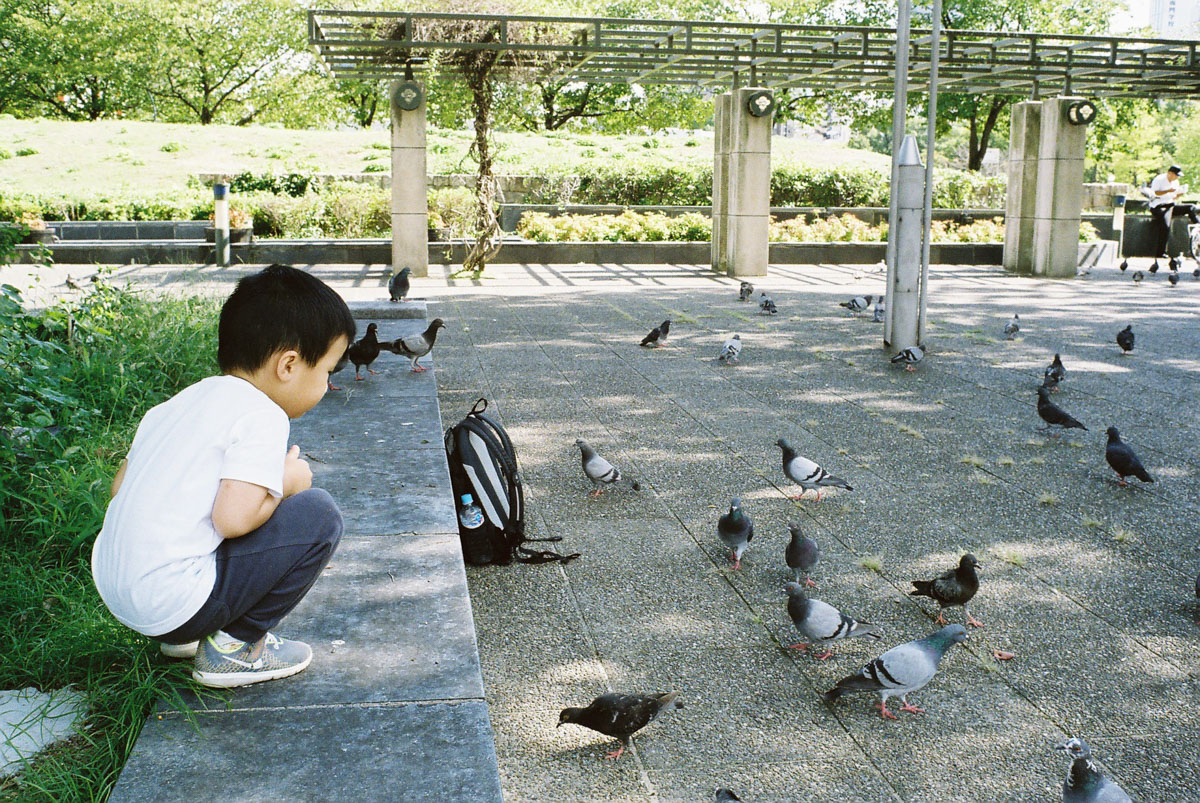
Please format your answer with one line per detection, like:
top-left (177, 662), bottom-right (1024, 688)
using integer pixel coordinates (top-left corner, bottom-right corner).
top-left (92, 375), bottom-right (289, 636)
top-left (1149, 173), bottom-right (1180, 208)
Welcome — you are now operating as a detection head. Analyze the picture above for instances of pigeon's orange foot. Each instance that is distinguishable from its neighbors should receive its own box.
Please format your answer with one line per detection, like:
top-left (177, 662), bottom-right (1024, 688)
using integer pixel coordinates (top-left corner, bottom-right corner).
top-left (1117, 478), bottom-right (1128, 487)
top-left (812, 649), bottom-right (834, 660)
top-left (588, 490), bottom-right (602, 499)
top-left (731, 559), bottom-right (742, 571)
top-left (355, 376), bottom-right (365, 381)
top-left (905, 364), bottom-right (916, 372)
top-left (875, 703), bottom-right (898, 721)
top-left (898, 702), bottom-right (925, 715)
top-left (368, 369), bottom-right (380, 375)
top-left (992, 649), bottom-right (1015, 661)
top-left (805, 577), bottom-right (817, 588)
top-left (328, 383), bottom-right (342, 391)
top-left (967, 615), bottom-right (984, 628)
top-left (604, 745), bottom-right (626, 760)
top-left (787, 642), bottom-right (808, 651)
top-left (935, 612), bottom-right (948, 626)
top-left (411, 365), bottom-right (428, 373)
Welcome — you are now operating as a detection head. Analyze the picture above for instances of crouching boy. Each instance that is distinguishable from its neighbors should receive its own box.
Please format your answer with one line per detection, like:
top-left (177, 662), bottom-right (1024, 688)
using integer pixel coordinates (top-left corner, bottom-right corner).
top-left (92, 264), bottom-right (355, 688)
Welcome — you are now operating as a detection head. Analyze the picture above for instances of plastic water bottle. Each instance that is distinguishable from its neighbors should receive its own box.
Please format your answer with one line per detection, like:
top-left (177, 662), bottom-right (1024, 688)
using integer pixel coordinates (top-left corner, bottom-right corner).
top-left (458, 494), bottom-right (484, 529)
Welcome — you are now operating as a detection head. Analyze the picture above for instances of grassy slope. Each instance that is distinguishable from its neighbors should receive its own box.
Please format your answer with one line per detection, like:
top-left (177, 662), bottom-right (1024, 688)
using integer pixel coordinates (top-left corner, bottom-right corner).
top-left (0, 118), bottom-right (890, 198)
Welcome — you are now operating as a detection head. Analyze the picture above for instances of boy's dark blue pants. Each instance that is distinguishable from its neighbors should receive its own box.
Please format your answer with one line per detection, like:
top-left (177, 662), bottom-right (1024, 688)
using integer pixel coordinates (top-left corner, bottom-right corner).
top-left (153, 488), bottom-right (343, 645)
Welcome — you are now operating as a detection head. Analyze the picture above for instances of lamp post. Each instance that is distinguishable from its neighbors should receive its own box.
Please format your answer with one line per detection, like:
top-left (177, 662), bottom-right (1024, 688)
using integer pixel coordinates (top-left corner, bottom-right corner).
top-left (213, 182), bottom-right (230, 268)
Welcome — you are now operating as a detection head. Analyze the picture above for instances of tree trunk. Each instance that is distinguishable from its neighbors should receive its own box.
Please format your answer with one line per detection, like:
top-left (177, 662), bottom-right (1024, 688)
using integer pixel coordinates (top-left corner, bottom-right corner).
top-left (967, 96), bottom-right (1008, 171)
top-left (460, 50), bottom-right (502, 275)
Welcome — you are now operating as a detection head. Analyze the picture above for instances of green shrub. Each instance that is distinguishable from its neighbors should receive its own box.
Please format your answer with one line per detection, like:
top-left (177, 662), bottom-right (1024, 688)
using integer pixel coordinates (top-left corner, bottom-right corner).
top-left (427, 187), bottom-right (476, 239)
top-left (0, 148), bottom-right (12, 160)
top-left (227, 170), bottom-right (314, 197)
top-left (15, 147), bottom-right (37, 157)
top-left (362, 163), bottom-right (388, 172)
top-left (159, 141), bottom-right (183, 153)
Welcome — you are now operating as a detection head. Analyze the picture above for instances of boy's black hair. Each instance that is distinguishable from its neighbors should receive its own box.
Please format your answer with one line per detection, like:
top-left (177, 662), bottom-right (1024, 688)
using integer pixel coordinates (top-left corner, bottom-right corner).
top-left (218, 264), bottom-right (356, 373)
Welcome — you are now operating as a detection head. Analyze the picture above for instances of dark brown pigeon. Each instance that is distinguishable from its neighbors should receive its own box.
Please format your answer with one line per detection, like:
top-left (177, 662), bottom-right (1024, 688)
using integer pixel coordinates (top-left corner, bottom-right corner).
top-left (1037, 387), bottom-right (1086, 433)
top-left (346, 323), bottom-right (381, 381)
top-left (1105, 427), bottom-right (1153, 487)
top-left (558, 692), bottom-right (682, 759)
top-left (911, 554), bottom-right (983, 628)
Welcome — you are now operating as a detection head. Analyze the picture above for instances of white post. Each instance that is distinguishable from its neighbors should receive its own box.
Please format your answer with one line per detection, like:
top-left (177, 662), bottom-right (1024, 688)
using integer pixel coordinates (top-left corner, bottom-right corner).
top-left (213, 182), bottom-right (230, 268)
top-left (917, 0), bottom-right (943, 346)
top-left (889, 136), bottom-right (924, 354)
top-left (391, 80), bottom-right (429, 278)
top-left (884, 0), bottom-right (913, 347)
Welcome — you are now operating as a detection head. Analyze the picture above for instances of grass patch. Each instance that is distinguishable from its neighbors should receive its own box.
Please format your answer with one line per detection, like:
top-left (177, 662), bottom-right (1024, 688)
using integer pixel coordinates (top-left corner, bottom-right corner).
top-left (997, 456), bottom-right (1015, 467)
top-left (1112, 527), bottom-right (1135, 543)
top-left (857, 555), bottom-right (884, 573)
top-left (0, 276), bottom-right (222, 798)
top-left (993, 547), bottom-right (1025, 567)
top-left (1037, 492), bottom-right (1059, 505)
top-left (899, 425), bottom-right (924, 439)
top-left (973, 473), bottom-right (998, 485)
top-left (959, 454), bottom-right (985, 467)
top-left (666, 309), bottom-right (698, 324)
top-left (1081, 515), bottom-right (1103, 529)
top-left (1027, 456), bottom-right (1046, 465)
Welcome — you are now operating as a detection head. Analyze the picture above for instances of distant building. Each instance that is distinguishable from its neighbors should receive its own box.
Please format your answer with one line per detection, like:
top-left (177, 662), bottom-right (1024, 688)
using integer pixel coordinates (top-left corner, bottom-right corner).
top-left (1151, 0), bottom-right (1200, 36)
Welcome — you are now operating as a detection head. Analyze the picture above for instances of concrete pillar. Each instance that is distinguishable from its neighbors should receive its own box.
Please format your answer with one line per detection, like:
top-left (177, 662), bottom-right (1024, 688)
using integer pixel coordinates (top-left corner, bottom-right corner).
top-left (711, 93), bottom-right (731, 273)
top-left (390, 80), bottom-right (428, 278)
top-left (1032, 96), bottom-right (1087, 278)
top-left (1003, 101), bottom-right (1041, 275)
top-left (724, 87), bottom-right (772, 277)
top-left (887, 136), bottom-right (924, 353)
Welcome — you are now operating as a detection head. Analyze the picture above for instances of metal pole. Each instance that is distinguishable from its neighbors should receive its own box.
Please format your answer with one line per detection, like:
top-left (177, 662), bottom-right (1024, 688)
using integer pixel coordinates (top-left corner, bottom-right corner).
top-left (213, 182), bottom-right (230, 268)
top-left (884, 0), bottom-right (913, 348)
top-left (917, 0), bottom-right (943, 346)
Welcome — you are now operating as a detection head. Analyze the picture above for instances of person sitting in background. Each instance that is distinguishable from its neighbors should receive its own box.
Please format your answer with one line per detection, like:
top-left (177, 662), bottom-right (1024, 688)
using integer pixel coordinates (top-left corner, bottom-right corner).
top-left (1148, 165), bottom-right (1199, 261)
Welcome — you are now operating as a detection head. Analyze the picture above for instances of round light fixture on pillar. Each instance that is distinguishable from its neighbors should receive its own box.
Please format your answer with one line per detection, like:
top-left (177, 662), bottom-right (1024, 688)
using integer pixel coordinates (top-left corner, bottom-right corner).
top-left (393, 81), bottom-right (422, 111)
top-left (1066, 100), bottom-right (1097, 126)
top-left (745, 90), bottom-right (775, 118)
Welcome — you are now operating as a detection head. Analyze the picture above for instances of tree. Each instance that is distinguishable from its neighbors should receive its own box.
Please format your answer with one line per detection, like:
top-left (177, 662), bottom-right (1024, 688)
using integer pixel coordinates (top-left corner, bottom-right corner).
top-left (132, 0), bottom-right (307, 125)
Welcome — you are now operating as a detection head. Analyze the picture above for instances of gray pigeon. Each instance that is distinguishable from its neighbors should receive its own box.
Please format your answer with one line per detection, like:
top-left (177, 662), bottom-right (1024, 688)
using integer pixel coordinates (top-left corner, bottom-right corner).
top-left (785, 582), bottom-right (880, 659)
top-left (1056, 738), bottom-right (1131, 802)
top-left (1044, 353), bottom-right (1066, 390)
top-left (717, 497), bottom-right (754, 570)
top-left (777, 439), bottom-right (852, 502)
top-left (822, 624), bottom-right (968, 719)
top-left (1037, 387), bottom-right (1087, 433)
top-left (840, 295), bottom-right (874, 315)
top-left (785, 522), bottom-right (819, 587)
top-left (1105, 427), bottom-right (1154, 487)
top-left (738, 281), bottom-right (754, 302)
top-left (384, 318), bottom-right (445, 372)
top-left (872, 298), bottom-right (885, 323)
top-left (388, 266), bottom-right (411, 302)
top-left (890, 345), bottom-right (925, 371)
top-left (1004, 313), bottom-right (1020, 340)
top-left (719, 334), bottom-right (742, 363)
top-left (759, 293), bottom-right (777, 314)
top-left (576, 439), bottom-right (638, 497)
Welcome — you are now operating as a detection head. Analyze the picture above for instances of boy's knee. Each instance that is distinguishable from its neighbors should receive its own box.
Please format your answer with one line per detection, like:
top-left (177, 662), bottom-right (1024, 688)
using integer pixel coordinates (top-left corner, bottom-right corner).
top-left (292, 487), bottom-right (344, 546)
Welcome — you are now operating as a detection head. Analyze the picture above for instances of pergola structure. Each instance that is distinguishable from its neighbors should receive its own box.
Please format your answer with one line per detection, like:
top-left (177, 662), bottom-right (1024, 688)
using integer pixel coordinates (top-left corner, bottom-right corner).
top-left (309, 9), bottom-right (1200, 352)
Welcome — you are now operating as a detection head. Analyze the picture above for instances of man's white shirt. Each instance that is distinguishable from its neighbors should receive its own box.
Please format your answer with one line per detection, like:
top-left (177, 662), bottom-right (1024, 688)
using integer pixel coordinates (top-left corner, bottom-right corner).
top-left (1149, 173), bottom-right (1181, 208)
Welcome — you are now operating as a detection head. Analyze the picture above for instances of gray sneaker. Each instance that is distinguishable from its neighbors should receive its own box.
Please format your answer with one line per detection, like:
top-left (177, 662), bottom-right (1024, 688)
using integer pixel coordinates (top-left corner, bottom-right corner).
top-left (192, 633), bottom-right (312, 688)
top-left (160, 641), bottom-right (199, 659)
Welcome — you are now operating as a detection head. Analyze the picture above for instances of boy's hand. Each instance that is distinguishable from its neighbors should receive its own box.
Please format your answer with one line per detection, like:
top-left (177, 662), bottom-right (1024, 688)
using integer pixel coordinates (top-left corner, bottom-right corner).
top-left (282, 444), bottom-right (312, 498)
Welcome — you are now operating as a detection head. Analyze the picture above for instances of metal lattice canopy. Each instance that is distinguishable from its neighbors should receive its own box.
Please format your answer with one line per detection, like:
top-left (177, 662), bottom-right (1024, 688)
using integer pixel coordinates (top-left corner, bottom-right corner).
top-left (310, 9), bottom-right (1200, 99)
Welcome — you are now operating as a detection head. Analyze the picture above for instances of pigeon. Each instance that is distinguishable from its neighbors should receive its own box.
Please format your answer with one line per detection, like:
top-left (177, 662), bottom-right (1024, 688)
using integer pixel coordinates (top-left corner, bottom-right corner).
top-left (346, 323), bottom-right (382, 381)
top-left (840, 295), bottom-right (874, 315)
top-left (777, 439), bottom-right (852, 502)
top-left (719, 334), bottom-right (742, 363)
top-left (327, 348), bottom-right (351, 391)
top-left (1056, 738), bottom-right (1132, 803)
top-left (1037, 387), bottom-right (1087, 433)
top-left (822, 624), bottom-right (968, 720)
top-left (1150, 260), bottom-right (1160, 273)
top-left (759, 293), bottom-right (777, 314)
top-left (1169, 255), bottom-right (1180, 271)
top-left (1003, 313), bottom-right (1020, 340)
top-left (785, 522), bottom-right (819, 587)
top-left (384, 318), bottom-right (445, 372)
top-left (890, 345), bottom-right (925, 371)
top-left (1104, 427), bottom-right (1154, 487)
top-left (640, 319), bottom-right (671, 348)
top-left (785, 582), bottom-right (880, 659)
top-left (715, 790), bottom-right (742, 802)
top-left (1118, 258), bottom-right (1128, 272)
top-left (872, 298), bottom-right (885, 323)
top-left (1194, 267), bottom-right (1200, 278)
top-left (1044, 353), bottom-right (1066, 390)
top-left (717, 497), bottom-right (754, 570)
top-left (387, 266), bottom-right (411, 302)
top-left (738, 281), bottom-right (754, 302)
top-left (575, 439), bottom-right (638, 497)
top-left (558, 692), bottom-right (682, 760)
top-left (1169, 270), bottom-right (1180, 286)
top-left (1131, 270), bottom-right (1144, 283)
top-left (1116, 325), bottom-right (1134, 354)
top-left (910, 554), bottom-right (983, 628)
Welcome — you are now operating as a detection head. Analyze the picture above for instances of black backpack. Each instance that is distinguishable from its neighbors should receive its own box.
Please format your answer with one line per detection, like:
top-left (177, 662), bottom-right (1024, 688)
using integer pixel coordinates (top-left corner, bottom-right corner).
top-left (444, 398), bottom-right (579, 565)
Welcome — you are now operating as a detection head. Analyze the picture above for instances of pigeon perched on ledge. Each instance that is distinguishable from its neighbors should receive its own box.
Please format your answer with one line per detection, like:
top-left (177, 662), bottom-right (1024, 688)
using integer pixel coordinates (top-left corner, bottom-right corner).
top-left (910, 554), bottom-right (983, 628)
top-left (384, 318), bottom-right (445, 372)
top-left (785, 582), bottom-right (880, 659)
top-left (777, 439), bottom-right (852, 502)
top-left (558, 692), bottom-right (682, 760)
top-left (387, 266), bottom-right (411, 302)
top-left (347, 322), bottom-right (382, 381)
top-left (1057, 738), bottom-right (1131, 803)
top-left (822, 624), bottom-right (967, 720)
